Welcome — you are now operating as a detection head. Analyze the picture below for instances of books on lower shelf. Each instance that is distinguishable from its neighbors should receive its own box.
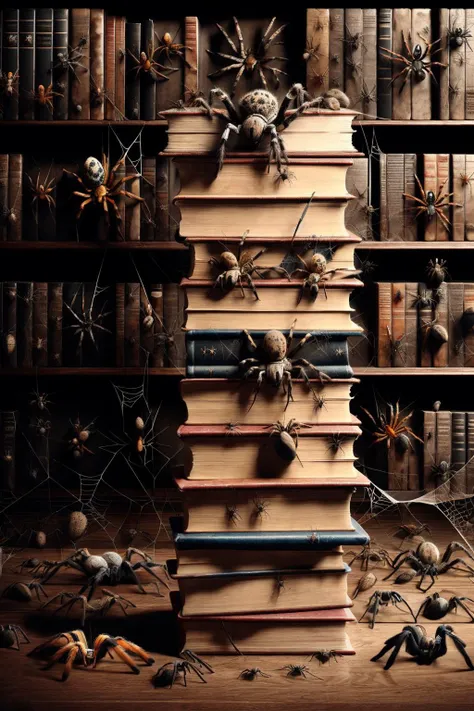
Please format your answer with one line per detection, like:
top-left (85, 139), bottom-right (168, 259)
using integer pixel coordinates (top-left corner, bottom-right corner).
top-left (423, 409), bottom-right (474, 493)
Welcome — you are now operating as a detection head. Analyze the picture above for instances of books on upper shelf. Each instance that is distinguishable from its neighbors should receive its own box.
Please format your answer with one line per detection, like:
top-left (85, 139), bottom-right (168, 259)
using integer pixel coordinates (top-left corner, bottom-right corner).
top-left (423, 409), bottom-right (474, 494)
top-left (439, 9), bottom-right (474, 121)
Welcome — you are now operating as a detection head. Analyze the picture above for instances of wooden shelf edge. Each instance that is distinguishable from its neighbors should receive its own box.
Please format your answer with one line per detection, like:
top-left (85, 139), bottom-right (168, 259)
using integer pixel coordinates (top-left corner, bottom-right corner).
top-left (353, 367), bottom-right (474, 376)
top-left (0, 367), bottom-right (185, 376)
top-left (356, 241), bottom-right (474, 250)
top-left (0, 120), bottom-right (167, 127)
top-left (355, 119), bottom-right (474, 127)
top-left (0, 241), bottom-right (188, 251)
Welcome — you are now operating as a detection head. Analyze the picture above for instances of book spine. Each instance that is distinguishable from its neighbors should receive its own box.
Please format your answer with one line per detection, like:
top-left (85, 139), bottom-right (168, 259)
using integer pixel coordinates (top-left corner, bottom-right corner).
top-left (150, 283), bottom-right (164, 367)
top-left (448, 282), bottom-right (464, 366)
top-left (115, 17), bottom-right (126, 119)
top-left (345, 158), bottom-right (369, 240)
top-left (35, 9), bottom-right (53, 121)
top-left (163, 282), bottom-right (185, 368)
top-left (464, 283), bottom-right (474, 366)
top-left (3, 282), bottom-right (17, 367)
top-left (155, 157), bottom-right (170, 240)
top-left (377, 9), bottom-right (392, 119)
top-left (423, 410), bottom-right (437, 490)
top-left (32, 282), bottom-right (48, 366)
top-left (432, 281), bottom-right (448, 367)
top-left (48, 282), bottom-right (62, 366)
top-left (439, 9), bottom-right (450, 121)
top-left (387, 154), bottom-right (405, 242)
top-left (452, 154), bottom-right (465, 241)
top-left (0, 285), bottom-right (3, 365)
top-left (411, 9), bottom-right (431, 120)
top-left (17, 282), bottom-right (33, 367)
top-left (423, 154), bottom-right (437, 242)
top-left (7, 153), bottom-right (21, 241)
top-left (19, 8), bottom-right (35, 120)
top-left (405, 283), bottom-right (418, 367)
top-left (2, 9), bottom-right (19, 120)
top-left (184, 17), bottom-right (199, 94)
top-left (52, 8), bottom-right (68, 120)
top-left (391, 283), bottom-right (405, 367)
top-left (306, 9), bottom-right (329, 95)
top-left (379, 152), bottom-right (388, 240)
top-left (125, 164), bottom-right (140, 241)
top-left (329, 9), bottom-right (344, 90)
top-left (62, 283), bottom-right (81, 366)
top-left (419, 282), bottom-right (433, 367)
top-left (344, 8), bottom-right (363, 114)
top-left (362, 8), bottom-right (377, 120)
top-left (465, 155), bottom-right (474, 241)
top-left (392, 8), bottom-right (411, 120)
top-left (0, 155), bottom-right (8, 242)
top-left (466, 10), bottom-right (474, 119)
top-left (115, 283), bottom-right (125, 367)
top-left (141, 157), bottom-right (156, 241)
top-left (124, 283), bottom-right (140, 367)
top-left (140, 19), bottom-right (155, 121)
top-left (451, 411), bottom-right (467, 494)
top-left (89, 9), bottom-right (104, 121)
top-left (1, 411), bottom-right (16, 491)
top-left (467, 412), bottom-right (474, 494)
top-left (436, 411), bottom-right (452, 483)
top-left (387, 434), bottom-right (409, 490)
top-left (114, 158), bottom-right (126, 236)
top-left (436, 154), bottom-right (450, 241)
top-left (140, 286), bottom-right (154, 366)
top-left (403, 154), bottom-right (417, 241)
top-left (377, 283), bottom-right (392, 366)
top-left (70, 8), bottom-right (90, 119)
top-left (104, 14), bottom-right (116, 121)
top-left (449, 9), bottom-right (466, 120)
top-left (125, 21), bottom-right (141, 119)
top-left (37, 162), bottom-right (56, 242)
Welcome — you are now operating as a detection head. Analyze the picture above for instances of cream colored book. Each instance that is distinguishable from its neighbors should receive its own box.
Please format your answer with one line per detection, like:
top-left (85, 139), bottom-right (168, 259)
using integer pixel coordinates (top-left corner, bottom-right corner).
top-left (181, 379), bottom-right (357, 425)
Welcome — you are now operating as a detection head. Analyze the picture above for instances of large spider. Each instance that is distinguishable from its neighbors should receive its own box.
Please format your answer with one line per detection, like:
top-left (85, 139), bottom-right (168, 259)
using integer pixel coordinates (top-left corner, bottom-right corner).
top-left (346, 542), bottom-right (394, 571)
top-left (207, 16), bottom-right (288, 95)
top-left (380, 31), bottom-right (447, 93)
top-left (371, 624), bottom-right (474, 671)
top-left (64, 154), bottom-right (144, 224)
top-left (416, 592), bottom-right (474, 622)
top-left (209, 85), bottom-right (349, 180)
top-left (359, 590), bottom-right (416, 629)
top-left (384, 541), bottom-right (474, 592)
top-left (41, 588), bottom-right (137, 627)
top-left (361, 400), bottom-right (423, 454)
top-left (40, 547), bottom-right (169, 600)
top-left (240, 320), bottom-right (331, 410)
top-left (290, 251), bottom-right (360, 303)
top-left (209, 230), bottom-right (290, 300)
top-left (29, 629), bottom-right (154, 681)
top-left (403, 174), bottom-right (462, 231)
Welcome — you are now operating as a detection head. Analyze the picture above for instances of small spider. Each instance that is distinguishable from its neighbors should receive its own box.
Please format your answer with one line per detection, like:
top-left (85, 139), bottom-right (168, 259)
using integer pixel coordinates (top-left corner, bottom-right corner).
top-left (448, 23), bottom-right (473, 51)
top-left (30, 390), bottom-right (52, 413)
top-left (54, 39), bottom-right (88, 81)
top-left (0, 624), bottom-right (30, 650)
top-left (309, 650), bottom-right (343, 665)
top-left (30, 84), bottom-right (64, 114)
top-left (410, 288), bottom-right (437, 309)
top-left (290, 251), bottom-right (360, 303)
top-left (303, 39), bottom-right (324, 63)
top-left (459, 171), bottom-right (474, 194)
top-left (430, 460), bottom-right (456, 486)
top-left (346, 542), bottom-right (394, 571)
top-left (426, 258), bottom-right (448, 288)
top-left (326, 433), bottom-right (348, 455)
top-left (0, 70), bottom-right (19, 97)
top-left (127, 37), bottom-right (176, 82)
top-left (253, 499), bottom-right (269, 519)
top-left (27, 167), bottom-right (57, 216)
top-left (266, 419), bottom-right (311, 463)
top-left (386, 325), bottom-right (407, 367)
top-left (361, 401), bottom-right (423, 453)
top-left (154, 31), bottom-right (191, 67)
top-left (360, 81), bottom-right (377, 106)
top-left (359, 590), bottom-right (416, 629)
top-left (313, 392), bottom-right (326, 410)
top-left (404, 174), bottom-right (462, 231)
top-left (281, 664), bottom-right (320, 679)
top-left (153, 652), bottom-right (213, 687)
top-left (32, 418), bottom-right (51, 438)
top-left (225, 422), bottom-right (242, 436)
top-left (239, 667), bottom-right (270, 680)
top-left (381, 31), bottom-right (446, 93)
top-left (225, 503), bottom-right (241, 525)
top-left (393, 523), bottom-right (431, 544)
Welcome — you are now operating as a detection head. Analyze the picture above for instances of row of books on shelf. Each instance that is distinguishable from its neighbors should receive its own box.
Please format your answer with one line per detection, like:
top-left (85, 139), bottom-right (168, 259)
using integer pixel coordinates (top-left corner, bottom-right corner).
top-left (423, 409), bottom-right (474, 494)
top-left (0, 154), bottom-right (178, 242)
top-left (1, 9), bottom-right (184, 121)
top-left (0, 281), bottom-right (185, 368)
top-left (377, 281), bottom-right (474, 368)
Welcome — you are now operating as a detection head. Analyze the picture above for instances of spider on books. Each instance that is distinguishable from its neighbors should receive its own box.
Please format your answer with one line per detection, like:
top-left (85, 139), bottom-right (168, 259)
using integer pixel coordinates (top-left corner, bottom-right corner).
top-left (380, 31), bottom-right (447, 93)
top-left (403, 174), bottom-right (462, 231)
top-left (361, 400), bottom-right (423, 454)
top-left (154, 30), bottom-right (191, 67)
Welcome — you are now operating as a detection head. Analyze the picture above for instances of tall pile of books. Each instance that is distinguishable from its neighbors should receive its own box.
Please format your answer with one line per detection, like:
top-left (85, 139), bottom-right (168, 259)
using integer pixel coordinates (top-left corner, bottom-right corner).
top-left (164, 106), bottom-right (369, 654)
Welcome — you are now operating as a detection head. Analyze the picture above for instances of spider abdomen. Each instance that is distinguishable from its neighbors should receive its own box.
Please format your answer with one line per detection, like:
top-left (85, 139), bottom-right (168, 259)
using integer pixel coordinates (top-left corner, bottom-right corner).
top-left (275, 430), bottom-right (297, 461)
top-left (83, 555), bottom-right (108, 574)
top-left (263, 330), bottom-right (287, 360)
top-left (417, 541), bottom-right (440, 565)
top-left (102, 552), bottom-right (122, 568)
top-left (84, 157), bottom-right (105, 186)
top-left (240, 89), bottom-right (278, 120)
top-left (242, 114), bottom-right (268, 144)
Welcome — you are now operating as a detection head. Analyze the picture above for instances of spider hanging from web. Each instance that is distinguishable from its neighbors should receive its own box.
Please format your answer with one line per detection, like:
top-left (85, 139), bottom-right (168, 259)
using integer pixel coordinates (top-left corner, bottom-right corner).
top-left (63, 283), bottom-right (112, 353)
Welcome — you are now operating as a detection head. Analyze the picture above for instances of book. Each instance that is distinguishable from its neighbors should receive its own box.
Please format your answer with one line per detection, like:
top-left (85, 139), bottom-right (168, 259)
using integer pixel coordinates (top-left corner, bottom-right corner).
top-left (170, 560), bottom-right (351, 617)
top-left (329, 9), bottom-right (344, 91)
top-left (70, 8), bottom-right (90, 119)
top-left (467, 10), bottom-right (474, 119)
top-left (0, 155), bottom-right (8, 241)
top-left (452, 155), bottom-right (466, 242)
top-left (115, 16), bottom-right (126, 119)
top-left (464, 283), bottom-right (474, 366)
top-left (150, 283), bottom-right (164, 367)
top-left (179, 425), bottom-right (362, 481)
top-left (436, 154), bottom-right (450, 241)
top-left (423, 410), bottom-right (437, 490)
top-left (177, 606), bottom-right (356, 655)
top-left (2, 282), bottom-right (16, 367)
top-left (155, 157), bottom-right (170, 239)
top-left (433, 282), bottom-right (448, 367)
top-left (377, 283), bottom-right (392, 366)
top-left (436, 411), bottom-right (452, 482)
top-left (153, 20), bottom-right (184, 115)
top-left (163, 282), bottom-right (186, 368)
top-left (125, 21), bottom-right (141, 119)
top-left (451, 411), bottom-right (467, 494)
top-left (7, 153), bottom-right (21, 242)
top-left (62, 282), bottom-right (82, 366)
top-left (465, 155), bottom-right (474, 242)
top-left (411, 9), bottom-right (431, 120)
top-left (380, 154), bottom-right (417, 241)
top-left (392, 9), bottom-right (412, 120)
top-left (405, 282), bottom-right (418, 367)
top-left (115, 283), bottom-right (125, 367)
top-left (125, 163), bottom-right (140, 241)
top-left (305, 9), bottom-right (329, 96)
top-left (124, 282), bottom-right (140, 367)
top-left (18, 8), bottom-right (35, 120)
top-left (418, 282), bottom-right (433, 367)
top-left (181, 379), bottom-right (357, 426)
top-left (449, 8), bottom-right (466, 120)
top-left (48, 282), bottom-right (62, 366)
top-left (466, 412), bottom-right (474, 494)
top-left (391, 283), bottom-right (406, 367)
top-left (141, 157), bottom-right (156, 242)
top-left (52, 9), bottom-right (68, 120)
top-left (403, 154), bottom-right (417, 241)
top-left (1, 411), bottom-right (16, 490)
top-left (344, 9), bottom-right (363, 114)
top-left (439, 9), bottom-right (450, 121)
top-left (448, 282), bottom-right (464, 366)
top-left (89, 9), bottom-right (104, 121)
top-left (377, 9), bottom-right (392, 119)
top-left (345, 158), bottom-right (370, 240)
top-left (32, 282), bottom-right (48, 366)
top-left (182, 280), bottom-right (363, 332)
top-left (140, 285), bottom-right (154, 366)
top-left (184, 16), bottom-right (199, 95)
top-left (2, 9), bottom-right (19, 120)
top-left (16, 282), bottom-right (32, 367)
top-left (387, 430), bottom-right (409, 490)
top-left (35, 8), bottom-right (53, 121)
top-left (104, 14), bottom-right (115, 121)
top-left (176, 476), bottom-right (367, 533)
top-left (140, 18), bottom-right (155, 121)
top-left (362, 8), bottom-right (377, 120)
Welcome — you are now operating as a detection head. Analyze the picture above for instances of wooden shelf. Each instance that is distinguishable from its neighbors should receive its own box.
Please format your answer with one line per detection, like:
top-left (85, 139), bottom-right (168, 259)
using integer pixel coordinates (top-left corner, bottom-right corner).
top-left (0, 367), bottom-right (185, 376)
top-left (0, 120), bottom-right (167, 127)
top-left (0, 241), bottom-right (188, 251)
top-left (353, 367), bottom-right (474, 376)
top-left (356, 241), bottom-right (474, 250)
top-left (355, 119), bottom-right (474, 127)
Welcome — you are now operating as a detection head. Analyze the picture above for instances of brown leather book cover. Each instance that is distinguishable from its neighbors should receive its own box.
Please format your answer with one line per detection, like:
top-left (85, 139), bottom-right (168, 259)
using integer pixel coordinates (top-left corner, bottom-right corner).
top-left (104, 14), bottom-right (116, 121)
top-left (70, 8), bottom-right (90, 119)
top-left (90, 9), bottom-right (105, 121)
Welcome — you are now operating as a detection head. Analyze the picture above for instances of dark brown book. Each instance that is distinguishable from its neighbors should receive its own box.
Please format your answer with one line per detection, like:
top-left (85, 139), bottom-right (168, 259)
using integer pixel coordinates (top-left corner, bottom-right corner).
top-left (391, 283), bottom-right (406, 367)
top-left (423, 154), bottom-right (437, 242)
top-left (3, 282), bottom-right (17, 367)
top-left (153, 20), bottom-right (184, 115)
top-left (448, 282), bottom-right (464, 366)
top-left (35, 8), bottom-right (53, 121)
top-left (140, 286), bottom-right (154, 366)
top-left (52, 9), bottom-right (69, 120)
top-left (466, 412), bottom-right (474, 494)
top-left (467, 10), bottom-right (474, 120)
top-left (70, 8), bottom-right (90, 119)
top-left (125, 21), bottom-right (141, 119)
top-left (150, 283), bottom-right (164, 367)
top-left (419, 282), bottom-right (433, 367)
top-left (329, 9), bottom-right (344, 91)
top-left (306, 9), bottom-right (329, 95)
top-left (140, 19), bottom-right (155, 121)
top-left (392, 9), bottom-right (411, 120)
top-left (7, 154), bottom-right (21, 242)
top-left (404, 282), bottom-right (418, 367)
top-left (155, 157), bottom-right (169, 239)
top-left (362, 8), bottom-right (377, 120)
top-left (464, 284), bottom-right (474, 366)
top-left (163, 282), bottom-right (185, 368)
top-left (19, 8), bottom-right (35, 120)
top-left (2, 9), bottom-right (20, 120)
top-left (37, 163), bottom-right (56, 242)
top-left (436, 154), bottom-right (450, 241)
top-left (125, 163), bottom-right (140, 241)
top-left (452, 155), bottom-right (466, 242)
top-left (115, 158), bottom-right (126, 238)
top-left (115, 283), bottom-right (125, 366)
top-left (89, 9), bottom-right (104, 121)
top-left (377, 283), bottom-right (392, 367)
top-left (32, 282), bottom-right (48, 366)
top-left (423, 410), bottom-right (437, 491)
top-left (377, 8), bottom-right (392, 119)
top-left (386, 154), bottom-right (405, 242)
top-left (124, 283), bottom-right (140, 366)
top-left (184, 16), bottom-right (199, 95)
top-left (115, 16), bottom-right (126, 119)
top-left (1, 411), bottom-right (16, 491)
top-left (403, 154), bottom-right (417, 241)
top-left (465, 155), bottom-right (474, 242)
top-left (141, 157), bottom-right (155, 241)
top-left (436, 411), bottom-right (452, 485)
top-left (17, 282), bottom-right (33, 367)
top-left (0, 155), bottom-right (9, 242)
top-left (433, 281), bottom-right (448, 367)
top-left (344, 8), bottom-right (363, 114)
top-left (104, 14), bottom-right (116, 121)
top-left (48, 282), bottom-right (62, 366)
top-left (451, 411), bottom-right (467, 494)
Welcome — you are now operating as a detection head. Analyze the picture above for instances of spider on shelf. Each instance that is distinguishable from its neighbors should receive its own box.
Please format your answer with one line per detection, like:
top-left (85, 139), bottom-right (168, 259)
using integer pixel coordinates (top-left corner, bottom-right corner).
top-left (403, 175), bottom-right (462, 231)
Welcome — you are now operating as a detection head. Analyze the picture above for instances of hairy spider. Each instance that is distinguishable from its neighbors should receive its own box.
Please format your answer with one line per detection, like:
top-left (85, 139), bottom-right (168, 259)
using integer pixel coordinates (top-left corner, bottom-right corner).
top-left (384, 540), bottom-right (474, 592)
top-left (327, 433), bottom-right (349, 455)
top-left (253, 498), bottom-right (269, 519)
top-left (310, 650), bottom-right (343, 665)
top-left (344, 24), bottom-right (366, 52)
top-left (410, 288), bottom-right (437, 309)
top-left (207, 16), bottom-right (288, 95)
top-left (41, 588), bottom-right (136, 627)
top-left (154, 30), bottom-right (191, 67)
top-left (431, 459), bottom-right (456, 486)
top-left (30, 84), bottom-right (64, 113)
top-left (303, 39), bottom-right (325, 63)
top-left (27, 167), bottom-right (57, 216)
top-left (0, 624), bottom-right (29, 650)
top-left (403, 174), bottom-right (462, 231)
top-left (225, 503), bottom-right (241, 525)
top-left (361, 401), bottom-right (423, 453)
top-left (360, 80), bottom-right (377, 106)
top-left (290, 251), bottom-right (360, 303)
top-left (393, 523), bottom-right (431, 544)
top-left (460, 171), bottom-right (474, 194)
top-left (127, 35), bottom-right (176, 82)
top-left (371, 624), bottom-right (474, 670)
top-left (313, 392), bottom-right (327, 410)
top-left (426, 258), bottom-right (448, 288)
top-left (171, 87), bottom-right (212, 113)
top-left (54, 39), bottom-right (88, 81)
top-left (239, 667), bottom-right (270, 680)
top-left (359, 590), bottom-right (416, 629)
top-left (416, 591), bottom-right (474, 622)
top-left (381, 31), bottom-right (446, 93)
top-left (240, 320), bottom-right (331, 410)
top-left (346, 542), bottom-right (394, 571)
top-left (281, 664), bottom-right (320, 679)
top-left (265, 418), bottom-right (311, 463)
top-left (448, 22), bottom-right (473, 51)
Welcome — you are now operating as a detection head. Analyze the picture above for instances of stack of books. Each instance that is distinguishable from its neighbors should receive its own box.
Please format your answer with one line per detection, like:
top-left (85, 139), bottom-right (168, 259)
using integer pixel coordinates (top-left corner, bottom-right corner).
top-left (164, 106), bottom-right (369, 654)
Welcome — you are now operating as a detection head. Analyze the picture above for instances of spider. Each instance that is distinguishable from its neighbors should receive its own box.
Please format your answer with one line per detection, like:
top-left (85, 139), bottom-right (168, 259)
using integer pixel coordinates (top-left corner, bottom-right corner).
top-left (416, 592), bottom-right (474, 622)
top-left (327, 433), bottom-right (349, 455)
top-left (209, 230), bottom-right (289, 300)
top-left (430, 460), bottom-right (456, 486)
top-left (29, 629), bottom-right (154, 682)
top-left (303, 39), bottom-right (324, 63)
top-left (448, 22), bottom-right (473, 51)
top-left (40, 547), bottom-right (169, 600)
top-left (371, 624), bottom-right (474, 671)
top-left (64, 154), bottom-right (144, 224)
top-left (409, 287), bottom-right (437, 309)
top-left (240, 320), bottom-right (331, 410)
top-left (0, 70), bottom-right (19, 97)
top-left (68, 416), bottom-right (95, 459)
top-left (393, 523), bottom-right (431, 544)
top-left (41, 588), bottom-right (137, 627)
top-left (32, 418), bottom-right (51, 438)
top-left (31, 83), bottom-right (64, 113)
top-left (0, 624), bottom-right (30, 650)
top-left (344, 24), bottom-right (366, 53)
top-left (359, 590), bottom-right (416, 629)
top-left (171, 87), bottom-right (212, 113)
top-left (27, 167), bottom-right (57, 216)
top-left (153, 651), bottom-right (214, 687)
top-left (54, 39), bottom-right (88, 81)
top-left (30, 389), bottom-right (52, 413)
top-left (290, 251), bottom-right (361, 303)
top-left (384, 541), bottom-right (474, 592)
top-left (127, 37), bottom-right (176, 81)
top-left (207, 16), bottom-right (288, 96)
top-left (281, 664), bottom-right (320, 679)
top-left (346, 542), bottom-right (394, 571)
top-left (225, 503), bottom-right (241, 525)
top-left (265, 419), bottom-right (311, 463)
top-left (403, 174), bottom-right (462, 231)
top-left (309, 650), bottom-right (343, 665)
top-left (225, 422), bottom-right (242, 436)
top-left (239, 667), bottom-right (270, 680)
top-left (154, 30), bottom-right (191, 67)
top-left (380, 31), bottom-right (447, 93)
top-left (63, 283), bottom-right (112, 353)
top-left (361, 401), bottom-right (423, 453)
top-left (426, 258), bottom-right (448, 288)
top-left (1, 580), bottom-right (48, 602)
top-left (209, 85), bottom-right (350, 181)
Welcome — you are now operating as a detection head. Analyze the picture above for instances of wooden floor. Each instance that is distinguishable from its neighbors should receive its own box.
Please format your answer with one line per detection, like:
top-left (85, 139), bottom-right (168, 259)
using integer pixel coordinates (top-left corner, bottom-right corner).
top-left (2, 506), bottom-right (474, 710)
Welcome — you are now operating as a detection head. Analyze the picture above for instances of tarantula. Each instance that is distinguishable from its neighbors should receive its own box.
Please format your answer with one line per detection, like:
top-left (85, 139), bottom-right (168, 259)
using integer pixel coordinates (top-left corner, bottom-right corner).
top-left (403, 174), bottom-right (462, 231)
top-left (371, 624), bottom-right (474, 670)
top-left (361, 401), bottom-right (423, 453)
top-left (384, 541), bottom-right (474, 592)
top-left (346, 542), bottom-right (394, 571)
top-left (359, 590), bottom-right (416, 629)
top-left (380, 31), bottom-right (447, 93)
top-left (40, 547), bottom-right (169, 600)
top-left (153, 650), bottom-right (214, 687)
top-left (64, 154), bottom-right (144, 224)
top-left (240, 320), bottom-right (331, 410)
top-left (431, 460), bottom-right (456, 486)
top-left (209, 231), bottom-right (289, 300)
top-left (416, 592), bottom-right (474, 622)
top-left (207, 16), bottom-right (288, 95)
top-left (265, 419), bottom-right (311, 462)
top-left (41, 588), bottom-right (137, 627)
top-left (209, 85), bottom-right (350, 180)
top-left (290, 251), bottom-right (361, 303)
top-left (29, 630), bottom-right (154, 681)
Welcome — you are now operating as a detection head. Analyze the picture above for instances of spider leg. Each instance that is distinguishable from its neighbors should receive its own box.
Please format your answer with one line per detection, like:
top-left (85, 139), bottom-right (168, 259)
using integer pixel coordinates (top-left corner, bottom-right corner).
top-left (394, 596), bottom-right (417, 622)
top-left (186, 661), bottom-right (208, 683)
top-left (230, 63), bottom-right (247, 97)
top-left (455, 598), bottom-right (474, 622)
top-left (283, 370), bottom-right (294, 411)
top-left (370, 628), bottom-right (413, 670)
top-left (443, 627), bottom-right (474, 670)
top-left (215, 21), bottom-right (240, 55)
top-left (132, 561), bottom-right (170, 588)
top-left (116, 637), bottom-right (155, 665)
top-left (121, 560), bottom-right (146, 593)
top-left (244, 274), bottom-right (260, 301)
top-left (440, 558), bottom-right (474, 576)
top-left (418, 570), bottom-right (436, 593)
top-left (216, 122), bottom-right (240, 173)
